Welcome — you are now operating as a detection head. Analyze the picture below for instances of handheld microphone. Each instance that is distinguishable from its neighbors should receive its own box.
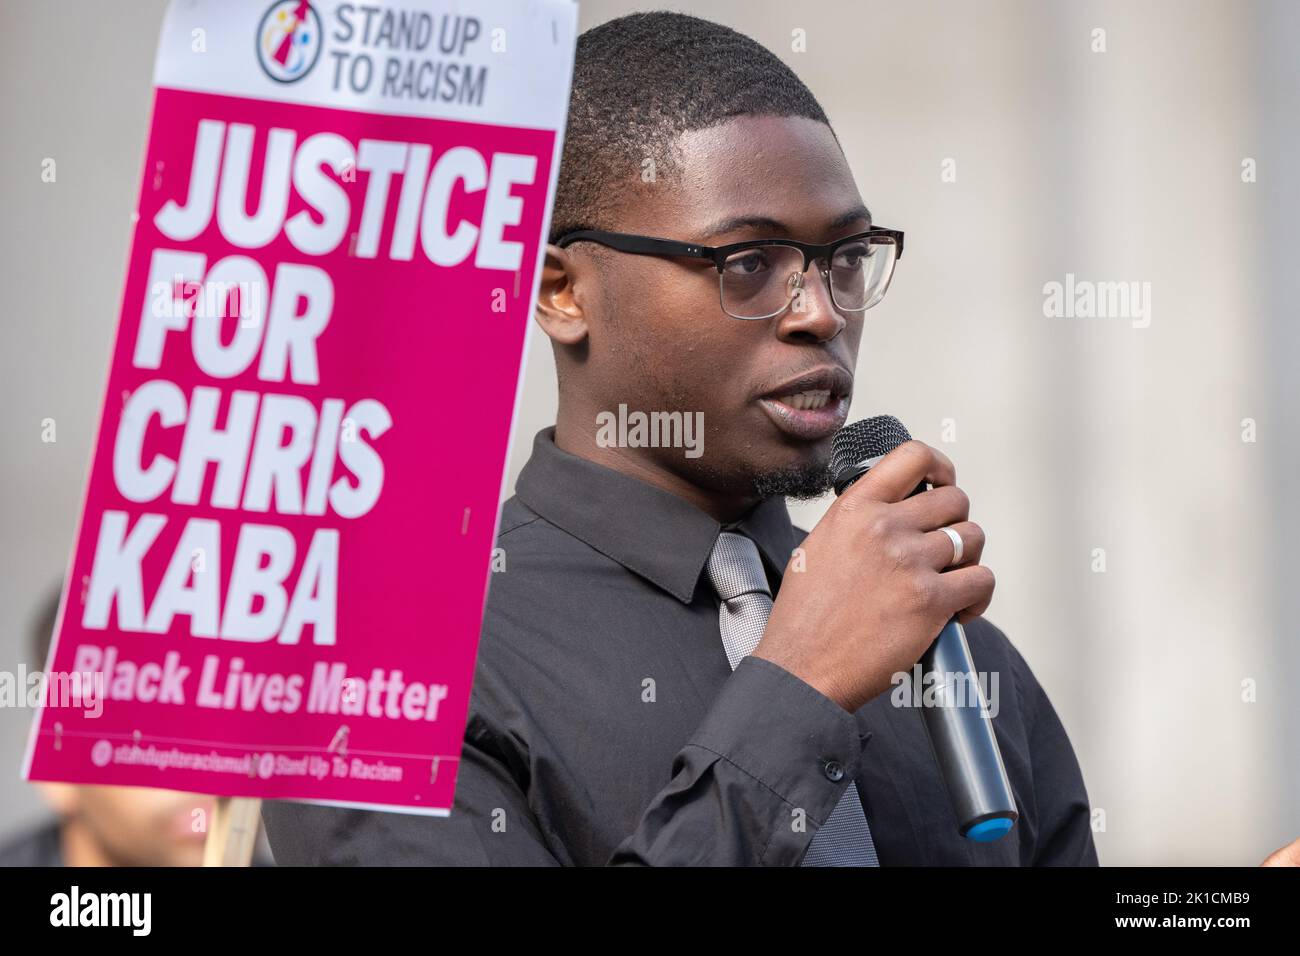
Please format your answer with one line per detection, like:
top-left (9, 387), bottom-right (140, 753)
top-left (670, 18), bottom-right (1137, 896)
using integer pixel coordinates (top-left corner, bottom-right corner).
top-left (830, 416), bottom-right (1018, 842)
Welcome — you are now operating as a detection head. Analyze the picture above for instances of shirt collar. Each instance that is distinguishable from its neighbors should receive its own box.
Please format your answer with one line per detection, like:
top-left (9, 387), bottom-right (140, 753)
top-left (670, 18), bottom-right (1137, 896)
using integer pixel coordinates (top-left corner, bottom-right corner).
top-left (514, 427), bottom-right (800, 604)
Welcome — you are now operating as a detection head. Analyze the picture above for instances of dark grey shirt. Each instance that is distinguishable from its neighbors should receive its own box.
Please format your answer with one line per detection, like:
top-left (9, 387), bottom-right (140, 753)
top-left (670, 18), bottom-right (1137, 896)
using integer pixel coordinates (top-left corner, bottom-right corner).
top-left (263, 427), bottom-right (1099, 866)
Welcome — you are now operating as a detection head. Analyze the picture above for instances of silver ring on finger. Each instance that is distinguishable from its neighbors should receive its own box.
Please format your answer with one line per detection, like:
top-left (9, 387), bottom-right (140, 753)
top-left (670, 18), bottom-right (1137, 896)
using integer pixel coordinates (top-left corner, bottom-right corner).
top-left (939, 526), bottom-right (963, 567)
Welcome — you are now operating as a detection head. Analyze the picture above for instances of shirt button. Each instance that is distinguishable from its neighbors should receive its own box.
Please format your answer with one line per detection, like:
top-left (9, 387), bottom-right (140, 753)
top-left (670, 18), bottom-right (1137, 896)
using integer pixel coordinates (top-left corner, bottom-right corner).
top-left (823, 760), bottom-right (845, 782)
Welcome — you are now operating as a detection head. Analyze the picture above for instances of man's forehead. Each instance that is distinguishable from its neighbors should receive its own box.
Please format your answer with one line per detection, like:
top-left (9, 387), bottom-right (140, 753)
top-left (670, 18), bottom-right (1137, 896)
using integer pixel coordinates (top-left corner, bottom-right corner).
top-left (694, 206), bottom-right (872, 242)
top-left (627, 114), bottom-right (868, 241)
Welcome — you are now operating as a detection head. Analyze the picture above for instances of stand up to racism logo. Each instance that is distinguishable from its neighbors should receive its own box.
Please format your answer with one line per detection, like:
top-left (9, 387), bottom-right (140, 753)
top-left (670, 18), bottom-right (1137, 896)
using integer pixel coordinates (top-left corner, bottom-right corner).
top-left (257, 0), bottom-right (323, 83)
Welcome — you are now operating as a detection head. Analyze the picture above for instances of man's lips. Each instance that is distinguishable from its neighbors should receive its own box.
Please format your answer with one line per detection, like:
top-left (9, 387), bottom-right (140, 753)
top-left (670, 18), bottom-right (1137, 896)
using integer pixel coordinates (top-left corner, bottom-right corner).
top-left (755, 365), bottom-right (853, 440)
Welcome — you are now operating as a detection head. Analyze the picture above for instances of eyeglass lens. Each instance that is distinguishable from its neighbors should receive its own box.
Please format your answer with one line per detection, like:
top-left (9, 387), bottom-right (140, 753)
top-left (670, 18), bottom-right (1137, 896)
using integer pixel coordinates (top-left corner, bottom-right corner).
top-left (718, 239), bottom-right (898, 319)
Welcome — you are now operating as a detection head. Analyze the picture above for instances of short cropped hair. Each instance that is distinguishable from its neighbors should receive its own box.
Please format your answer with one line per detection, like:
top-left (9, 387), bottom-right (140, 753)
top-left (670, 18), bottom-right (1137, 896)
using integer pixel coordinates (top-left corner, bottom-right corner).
top-left (548, 11), bottom-right (833, 243)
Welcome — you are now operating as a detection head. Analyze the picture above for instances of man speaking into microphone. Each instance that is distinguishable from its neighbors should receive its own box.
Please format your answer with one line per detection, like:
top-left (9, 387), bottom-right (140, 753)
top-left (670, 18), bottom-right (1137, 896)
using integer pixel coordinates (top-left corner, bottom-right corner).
top-left (263, 10), bottom-right (1097, 865)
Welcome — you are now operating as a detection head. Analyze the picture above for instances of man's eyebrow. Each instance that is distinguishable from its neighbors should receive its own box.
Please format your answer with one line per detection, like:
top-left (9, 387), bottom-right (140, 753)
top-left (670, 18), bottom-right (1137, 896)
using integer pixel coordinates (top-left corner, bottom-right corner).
top-left (698, 204), bottom-right (873, 240)
top-left (828, 204), bottom-right (872, 232)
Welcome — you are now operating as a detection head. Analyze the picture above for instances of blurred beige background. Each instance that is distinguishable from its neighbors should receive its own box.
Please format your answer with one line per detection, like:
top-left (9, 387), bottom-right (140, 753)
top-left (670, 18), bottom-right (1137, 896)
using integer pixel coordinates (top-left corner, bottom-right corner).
top-left (2, 0), bottom-right (1296, 865)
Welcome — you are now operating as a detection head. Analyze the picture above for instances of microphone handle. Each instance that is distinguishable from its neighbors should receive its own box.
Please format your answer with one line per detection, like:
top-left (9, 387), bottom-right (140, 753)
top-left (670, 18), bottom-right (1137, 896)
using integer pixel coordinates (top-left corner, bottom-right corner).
top-left (917, 616), bottom-right (1018, 840)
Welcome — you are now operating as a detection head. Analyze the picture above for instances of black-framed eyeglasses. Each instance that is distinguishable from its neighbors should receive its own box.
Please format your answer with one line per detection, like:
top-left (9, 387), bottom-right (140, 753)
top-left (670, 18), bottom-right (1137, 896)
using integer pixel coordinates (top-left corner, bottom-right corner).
top-left (555, 227), bottom-right (904, 320)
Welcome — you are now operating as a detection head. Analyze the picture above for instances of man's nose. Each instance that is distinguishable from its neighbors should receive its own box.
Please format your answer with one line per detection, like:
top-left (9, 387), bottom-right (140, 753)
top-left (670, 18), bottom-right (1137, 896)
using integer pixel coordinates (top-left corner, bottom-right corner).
top-left (774, 265), bottom-right (846, 343)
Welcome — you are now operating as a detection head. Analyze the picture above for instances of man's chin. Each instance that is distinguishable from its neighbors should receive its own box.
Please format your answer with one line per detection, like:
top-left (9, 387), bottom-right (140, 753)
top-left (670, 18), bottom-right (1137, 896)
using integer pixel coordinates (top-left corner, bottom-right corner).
top-left (750, 458), bottom-right (836, 500)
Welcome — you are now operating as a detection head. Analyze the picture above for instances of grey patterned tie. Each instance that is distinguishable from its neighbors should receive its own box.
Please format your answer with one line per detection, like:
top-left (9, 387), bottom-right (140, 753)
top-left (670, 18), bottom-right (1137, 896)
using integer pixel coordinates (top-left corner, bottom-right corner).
top-left (707, 531), bottom-right (880, 866)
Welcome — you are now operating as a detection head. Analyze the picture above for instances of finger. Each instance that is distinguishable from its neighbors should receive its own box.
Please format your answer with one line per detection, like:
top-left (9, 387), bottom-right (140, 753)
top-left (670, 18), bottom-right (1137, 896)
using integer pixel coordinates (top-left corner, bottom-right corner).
top-left (896, 484), bottom-right (970, 530)
top-left (935, 564), bottom-right (995, 622)
top-left (843, 440), bottom-right (955, 506)
top-left (921, 521), bottom-right (985, 570)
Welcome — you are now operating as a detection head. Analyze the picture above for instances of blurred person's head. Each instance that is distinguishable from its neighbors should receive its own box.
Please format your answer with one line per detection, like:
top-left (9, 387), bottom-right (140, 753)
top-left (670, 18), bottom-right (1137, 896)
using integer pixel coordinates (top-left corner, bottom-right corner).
top-left (29, 584), bottom-right (214, 867)
top-left (35, 782), bottom-right (212, 867)
top-left (540, 12), bottom-right (881, 520)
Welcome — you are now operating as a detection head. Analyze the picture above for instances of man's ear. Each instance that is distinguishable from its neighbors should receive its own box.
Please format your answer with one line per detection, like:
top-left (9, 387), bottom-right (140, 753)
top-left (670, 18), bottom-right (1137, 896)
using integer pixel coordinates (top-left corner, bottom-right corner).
top-left (534, 244), bottom-right (589, 346)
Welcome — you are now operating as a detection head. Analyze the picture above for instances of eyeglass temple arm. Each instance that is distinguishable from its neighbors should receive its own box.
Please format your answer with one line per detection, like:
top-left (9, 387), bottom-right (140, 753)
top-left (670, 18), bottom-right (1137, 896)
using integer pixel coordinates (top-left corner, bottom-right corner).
top-left (555, 230), bottom-right (715, 261)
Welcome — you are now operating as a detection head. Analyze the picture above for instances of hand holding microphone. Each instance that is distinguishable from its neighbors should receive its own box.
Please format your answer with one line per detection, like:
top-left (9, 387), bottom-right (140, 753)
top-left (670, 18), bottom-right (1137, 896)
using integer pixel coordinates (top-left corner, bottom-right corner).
top-left (755, 430), bottom-right (992, 712)
top-left (754, 416), bottom-right (1017, 840)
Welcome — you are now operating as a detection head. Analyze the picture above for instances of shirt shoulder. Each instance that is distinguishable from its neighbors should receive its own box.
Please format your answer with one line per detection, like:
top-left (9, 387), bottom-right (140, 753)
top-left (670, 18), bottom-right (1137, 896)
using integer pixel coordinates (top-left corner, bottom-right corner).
top-left (489, 495), bottom-right (638, 609)
top-left (471, 495), bottom-right (657, 714)
top-left (956, 615), bottom-right (1046, 737)
top-left (961, 616), bottom-right (1057, 719)
top-left (958, 616), bottom-right (1097, 864)
top-left (496, 495), bottom-right (544, 538)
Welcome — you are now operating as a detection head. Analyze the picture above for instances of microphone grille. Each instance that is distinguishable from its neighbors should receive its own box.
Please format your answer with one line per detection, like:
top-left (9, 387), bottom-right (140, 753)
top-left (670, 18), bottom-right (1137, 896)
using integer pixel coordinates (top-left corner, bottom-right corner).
top-left (830, 415), bottom-right (913, 483)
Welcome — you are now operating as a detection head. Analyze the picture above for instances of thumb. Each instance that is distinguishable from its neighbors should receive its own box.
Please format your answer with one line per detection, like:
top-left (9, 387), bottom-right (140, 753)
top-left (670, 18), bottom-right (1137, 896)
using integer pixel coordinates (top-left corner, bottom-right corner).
top-left (1260, 835), bottom-right (1300, 866)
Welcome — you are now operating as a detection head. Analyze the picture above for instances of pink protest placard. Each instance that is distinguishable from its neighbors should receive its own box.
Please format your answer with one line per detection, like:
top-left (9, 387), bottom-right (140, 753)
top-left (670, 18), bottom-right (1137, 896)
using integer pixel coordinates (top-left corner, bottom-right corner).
top-left (24, 0), bottom-right (577, 814)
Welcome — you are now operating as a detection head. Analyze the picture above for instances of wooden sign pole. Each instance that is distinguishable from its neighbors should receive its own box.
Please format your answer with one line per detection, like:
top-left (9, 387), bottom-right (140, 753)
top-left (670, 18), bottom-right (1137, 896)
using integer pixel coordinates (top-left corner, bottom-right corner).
top-left (203, 796), bottom-right (262, 867)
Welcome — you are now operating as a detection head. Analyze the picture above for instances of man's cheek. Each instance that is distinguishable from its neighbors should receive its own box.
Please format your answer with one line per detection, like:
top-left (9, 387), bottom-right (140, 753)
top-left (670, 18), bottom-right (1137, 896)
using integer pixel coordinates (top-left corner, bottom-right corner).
top-left (842, 322), bottom-right (866, 356)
